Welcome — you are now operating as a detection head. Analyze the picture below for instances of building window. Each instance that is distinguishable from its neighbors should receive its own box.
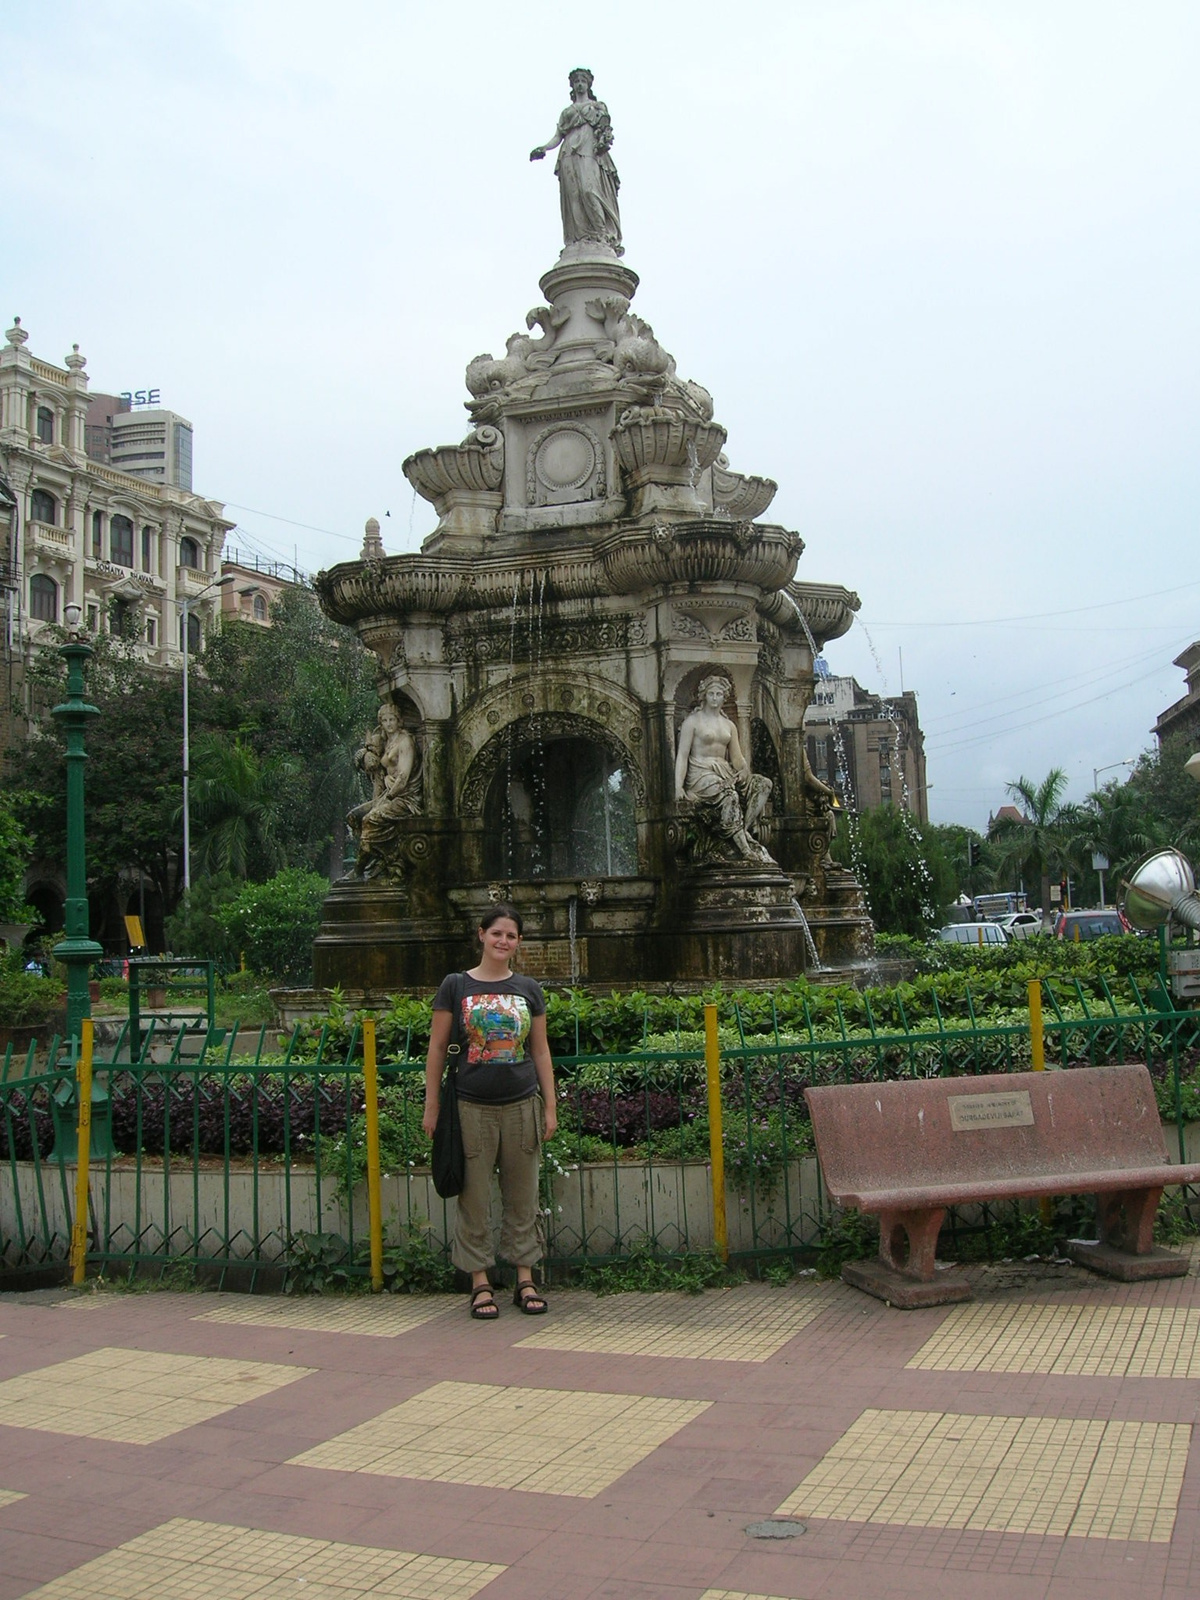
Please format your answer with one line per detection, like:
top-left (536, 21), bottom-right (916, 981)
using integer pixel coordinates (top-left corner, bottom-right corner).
top-left (180, 611), bottom-right (201, 653)
top-left (35, 407), bottom-right (54, 445)
top-left (145, 616), bottom-right (157, 647)
top-left (110, 598), bottom-right (136, 639)
top-left (91, 510), bottom-right (103, 559)
top-left (30, 488), bottom-right (56, 525)
top-left (179, 535), bottom-right (200, 570)
top-left (29, 574), bottom-right (58, 623)
top-left (86, 604), bottom-right (99, 632)
top-left (252, 593), bottom-right (267, 621)
top-left (110, 515), bottom-right (134, 567)
top-left (141, 526), bottom-right (153, 571)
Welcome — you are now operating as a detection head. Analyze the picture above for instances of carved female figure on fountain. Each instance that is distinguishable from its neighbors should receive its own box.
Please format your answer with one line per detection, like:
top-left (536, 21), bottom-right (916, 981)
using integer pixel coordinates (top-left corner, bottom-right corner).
top-left (530, 67), bottom-right (622, 256)
top-left (348, 702), bottom-right (423, 880)
top-left (674, 675), bottom-right (774, 863)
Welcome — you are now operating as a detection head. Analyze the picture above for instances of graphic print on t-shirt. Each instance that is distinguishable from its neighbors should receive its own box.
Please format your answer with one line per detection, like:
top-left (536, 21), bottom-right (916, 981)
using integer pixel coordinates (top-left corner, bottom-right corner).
top-left (462, 992), bottom-right (532, 1065)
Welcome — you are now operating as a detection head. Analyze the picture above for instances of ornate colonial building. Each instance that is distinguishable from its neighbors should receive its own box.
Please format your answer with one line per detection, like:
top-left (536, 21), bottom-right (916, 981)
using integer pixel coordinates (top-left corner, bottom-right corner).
top-left (803, 675), bottom-right (929, 821)
top-left (0, 318), bottom-right (232, 694)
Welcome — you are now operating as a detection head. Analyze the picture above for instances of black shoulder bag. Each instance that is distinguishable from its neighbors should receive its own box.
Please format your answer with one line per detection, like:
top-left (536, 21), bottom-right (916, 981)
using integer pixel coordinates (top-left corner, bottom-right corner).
top-left (431, 973), bottom-right (467, 1198)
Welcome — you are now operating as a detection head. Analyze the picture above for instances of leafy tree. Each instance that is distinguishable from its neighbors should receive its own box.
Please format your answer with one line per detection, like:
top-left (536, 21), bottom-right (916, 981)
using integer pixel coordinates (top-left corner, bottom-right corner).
top-left (0, 791), bottom-right (34, 922)
top-left (1122, 733), bottom-right (1200, 855)
top-left (988, 769), bottom-right (1080, 915)
top-left (832, 805), bottom-right (957, 937)
top-left (925, 821), bottom-right (993, 901)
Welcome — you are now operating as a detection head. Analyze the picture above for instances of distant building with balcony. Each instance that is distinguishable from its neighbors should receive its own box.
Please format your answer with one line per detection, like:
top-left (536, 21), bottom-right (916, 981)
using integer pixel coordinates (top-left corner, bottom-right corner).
top-left (219, 549), bottom-right (304, 627)
top-left (1155, 641), bottom-right (1200, 748)
top-left (803, 673), bottom-right (929, 821)
top-left (0, 317), bottom-right (232, 699)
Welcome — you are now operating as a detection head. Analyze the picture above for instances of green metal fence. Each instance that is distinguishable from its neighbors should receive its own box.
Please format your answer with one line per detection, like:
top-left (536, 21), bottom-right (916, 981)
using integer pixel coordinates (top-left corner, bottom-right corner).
top-left (2, 977), bottom-right (1198, 1285)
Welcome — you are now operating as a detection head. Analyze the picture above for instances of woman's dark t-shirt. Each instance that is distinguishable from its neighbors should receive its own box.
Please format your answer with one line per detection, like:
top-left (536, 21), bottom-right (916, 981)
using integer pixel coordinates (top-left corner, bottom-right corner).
top-left (432, 972), bottom-right (546, 1104)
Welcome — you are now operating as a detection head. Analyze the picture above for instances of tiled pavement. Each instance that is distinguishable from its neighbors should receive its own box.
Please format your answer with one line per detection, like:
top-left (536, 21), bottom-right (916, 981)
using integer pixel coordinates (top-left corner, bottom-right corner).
top-left (3, 1263), bottom-right (1200, 1598)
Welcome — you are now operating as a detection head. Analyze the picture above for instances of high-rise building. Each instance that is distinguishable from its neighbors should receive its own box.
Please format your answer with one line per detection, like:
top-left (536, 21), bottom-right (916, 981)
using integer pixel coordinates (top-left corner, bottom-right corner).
top-left (85, 392), bottom-right (194, 490)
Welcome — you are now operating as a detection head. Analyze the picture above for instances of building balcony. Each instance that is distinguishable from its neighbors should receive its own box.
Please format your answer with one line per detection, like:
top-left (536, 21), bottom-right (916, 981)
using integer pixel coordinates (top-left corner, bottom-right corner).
top-left (26, 520), bottom-right (74, 567)
top-left (175, 564), bottom-right (217, 596)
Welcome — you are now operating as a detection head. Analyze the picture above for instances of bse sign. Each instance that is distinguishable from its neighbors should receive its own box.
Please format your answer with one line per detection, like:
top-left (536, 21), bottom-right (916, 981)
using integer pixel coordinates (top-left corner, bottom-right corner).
top-left (120, 389), bottom-right (161, 408)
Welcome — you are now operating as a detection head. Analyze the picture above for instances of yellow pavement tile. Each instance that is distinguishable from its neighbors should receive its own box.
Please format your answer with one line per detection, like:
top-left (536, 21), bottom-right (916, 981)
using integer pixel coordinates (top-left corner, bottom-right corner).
top-left (194, 1294), bottom-right (455, 1339)
top-left (908, 1301), bottom-right (1200, 1377)
top-left (0, 1488), bottom-right (26, 1509)
top-left (19, 1517), bottom-right (504, 1600)
top-left (0, 1347), bottom-right (313, 1443)
top-left (289, 1378), bottom-right (710, 1498)
top-left (514, 1283), bottom-right (830, 1362)
top-left (701, 1593), bottom-right (798, 1600)
top-left (777, 1408), bottom-right (1190, 1542)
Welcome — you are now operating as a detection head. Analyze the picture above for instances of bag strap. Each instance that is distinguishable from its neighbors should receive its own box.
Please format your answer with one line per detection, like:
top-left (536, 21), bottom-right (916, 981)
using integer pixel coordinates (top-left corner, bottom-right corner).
top-left (444, 971), bottom-right (467, 1073)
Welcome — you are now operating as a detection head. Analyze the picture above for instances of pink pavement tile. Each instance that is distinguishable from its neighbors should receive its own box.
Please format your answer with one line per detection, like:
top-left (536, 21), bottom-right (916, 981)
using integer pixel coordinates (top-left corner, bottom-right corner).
top-left (610, 1537), bottom-right (740, 1589)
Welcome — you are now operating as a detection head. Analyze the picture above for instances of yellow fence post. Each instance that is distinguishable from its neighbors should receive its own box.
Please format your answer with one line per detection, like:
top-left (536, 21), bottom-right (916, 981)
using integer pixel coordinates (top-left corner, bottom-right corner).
top-left (362, 1019), bottom-right (384, 1292)
top-left (704, 1004), bottom-right (728, 1264)
top-left (1028, 980), bottom-right (1053, 1224)
top-left (70, 1020), bottom-right (93, 1286)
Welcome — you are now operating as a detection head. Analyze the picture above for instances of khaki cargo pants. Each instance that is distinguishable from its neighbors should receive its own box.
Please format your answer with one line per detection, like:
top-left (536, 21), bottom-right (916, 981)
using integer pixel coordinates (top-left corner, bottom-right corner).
top-left (452, 1094), bottom-right (544, 1274)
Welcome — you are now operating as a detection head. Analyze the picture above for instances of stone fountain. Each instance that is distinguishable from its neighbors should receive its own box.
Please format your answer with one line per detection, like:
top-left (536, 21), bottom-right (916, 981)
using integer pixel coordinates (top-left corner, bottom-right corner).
top-left (313, 68), bottom-right (870, 990)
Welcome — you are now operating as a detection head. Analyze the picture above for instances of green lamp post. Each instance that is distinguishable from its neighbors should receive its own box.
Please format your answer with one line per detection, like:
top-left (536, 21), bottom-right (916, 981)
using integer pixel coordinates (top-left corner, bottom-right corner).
top-left (49, 603), bottom-right (110, 1160)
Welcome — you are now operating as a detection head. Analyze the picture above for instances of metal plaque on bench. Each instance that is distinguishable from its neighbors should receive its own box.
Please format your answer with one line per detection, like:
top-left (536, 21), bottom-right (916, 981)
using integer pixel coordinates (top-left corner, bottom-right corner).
top-left (948, 1090), bottom-right (1035, 1132)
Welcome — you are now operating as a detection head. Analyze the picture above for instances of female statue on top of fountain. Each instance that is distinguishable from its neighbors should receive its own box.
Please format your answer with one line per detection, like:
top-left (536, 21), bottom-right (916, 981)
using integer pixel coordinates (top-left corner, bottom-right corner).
top-left (530, 67), bottom-right (622, 256)
top-left (674, 674), bottom-right (774, 864)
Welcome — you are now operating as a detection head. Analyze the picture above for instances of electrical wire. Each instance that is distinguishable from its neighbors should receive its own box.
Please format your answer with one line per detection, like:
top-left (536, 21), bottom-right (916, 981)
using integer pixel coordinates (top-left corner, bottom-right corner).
top-left (868, 576), bottom-right (1200, 629)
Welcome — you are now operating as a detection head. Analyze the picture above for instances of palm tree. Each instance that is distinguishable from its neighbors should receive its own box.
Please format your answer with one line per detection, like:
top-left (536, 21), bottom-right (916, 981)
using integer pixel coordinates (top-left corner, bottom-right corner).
top-left (186, 734), bottom-right (300, 879)
top-left (1069, 781), bottom-right (1159, 904)
top-left (989, 769), bottom-right (1081, 918)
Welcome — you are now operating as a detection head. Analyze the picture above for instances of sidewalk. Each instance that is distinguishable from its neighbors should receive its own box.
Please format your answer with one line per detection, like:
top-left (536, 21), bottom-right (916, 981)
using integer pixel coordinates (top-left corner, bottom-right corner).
top-left (2, 1258), bottom-right (1199, 1599)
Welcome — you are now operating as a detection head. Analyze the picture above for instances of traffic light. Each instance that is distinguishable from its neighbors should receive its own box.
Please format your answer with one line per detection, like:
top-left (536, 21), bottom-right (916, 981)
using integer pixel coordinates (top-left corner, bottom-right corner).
top-left (967, 840), bottom-right (982, 868)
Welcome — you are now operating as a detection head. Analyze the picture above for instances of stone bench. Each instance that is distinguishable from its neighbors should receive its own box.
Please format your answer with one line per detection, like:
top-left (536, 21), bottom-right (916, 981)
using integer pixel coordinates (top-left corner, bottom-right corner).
top-left (805, 1064), bottom-right (1200, 1307)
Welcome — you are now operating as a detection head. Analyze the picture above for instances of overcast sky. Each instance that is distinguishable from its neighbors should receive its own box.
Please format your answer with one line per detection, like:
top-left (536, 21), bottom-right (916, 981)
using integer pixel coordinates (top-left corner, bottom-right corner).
top-left (4, 2), bottom-right (1197, 829)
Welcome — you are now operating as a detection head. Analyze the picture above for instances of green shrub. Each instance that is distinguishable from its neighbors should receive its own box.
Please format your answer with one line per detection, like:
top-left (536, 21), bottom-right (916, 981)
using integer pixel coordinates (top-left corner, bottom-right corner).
top-left (164, 874), bottom-right (240, 965)
top-left (216, 869), bottom-right (328, 984)
top-left (0, 960), bottom-right (62, 1028)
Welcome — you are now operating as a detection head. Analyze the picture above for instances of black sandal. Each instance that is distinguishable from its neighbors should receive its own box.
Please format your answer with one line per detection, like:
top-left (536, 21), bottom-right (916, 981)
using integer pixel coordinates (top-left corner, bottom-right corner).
top-left (513, 1281), bottom-right (548, 1315)
top-left (470, 1285), bottom-right (499, 1320)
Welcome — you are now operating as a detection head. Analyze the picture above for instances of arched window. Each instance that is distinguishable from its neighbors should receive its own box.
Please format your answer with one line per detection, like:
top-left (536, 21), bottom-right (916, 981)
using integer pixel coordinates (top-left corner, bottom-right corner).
top-left (91, 510), bottom-right (104, 559)
top-left (110, 514), bottom-right (134, 567)
top-left (30, 488), bottom-right (56, 525)
top-left (29, 574), bottom-right (58, 623)
top-left (180, 611), bottom-right (201, 653)
top-left (179, 536), bottom-right (200, 570)
top-left (252, 593), bottom-right (267, 621)
top-left (35, 407), bottom-right (54, 445)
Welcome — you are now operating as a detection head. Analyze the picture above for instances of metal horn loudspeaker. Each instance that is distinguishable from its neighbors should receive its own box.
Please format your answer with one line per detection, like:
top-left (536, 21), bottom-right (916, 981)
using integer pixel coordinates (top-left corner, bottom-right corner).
top-left (1123, 848), bottom-right (1200, 933)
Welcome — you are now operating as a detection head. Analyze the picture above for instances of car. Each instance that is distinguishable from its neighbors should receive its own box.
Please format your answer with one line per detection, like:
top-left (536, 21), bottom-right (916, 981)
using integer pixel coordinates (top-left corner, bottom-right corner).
top-left (937, 922), bottom-right (1009, 946)
top-left (1053, 909), bottom-right (1130, 941)
top-left (994, 911), bottom-right (1043, 941)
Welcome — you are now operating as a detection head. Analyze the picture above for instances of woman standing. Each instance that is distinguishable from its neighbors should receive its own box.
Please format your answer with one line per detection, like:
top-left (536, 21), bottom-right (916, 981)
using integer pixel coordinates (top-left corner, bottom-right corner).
top-left (424, 905), bottom-right (558, 1320)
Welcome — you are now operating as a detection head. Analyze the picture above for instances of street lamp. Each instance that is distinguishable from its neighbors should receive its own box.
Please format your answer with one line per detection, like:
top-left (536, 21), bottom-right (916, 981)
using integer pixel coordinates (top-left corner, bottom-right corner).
top-left (1092, 757), bottom-right (1136, 792)
top-left (51, 603), bottom-right (103, 1041)
top-left (178, 574), bottom-right (234, 894)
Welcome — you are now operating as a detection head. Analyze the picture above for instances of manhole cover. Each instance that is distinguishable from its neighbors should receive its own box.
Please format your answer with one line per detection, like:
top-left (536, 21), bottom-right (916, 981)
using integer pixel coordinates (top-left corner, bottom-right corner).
top-left (745, 1519), bottom-right (806, 1539)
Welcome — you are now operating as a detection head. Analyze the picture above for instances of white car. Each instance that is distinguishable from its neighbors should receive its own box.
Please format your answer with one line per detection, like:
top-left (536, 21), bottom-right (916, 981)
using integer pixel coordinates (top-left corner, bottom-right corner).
top-left (994, 911), bottom-right (1043, 941)
top-left (937, 922), bottom-right (1008, 946)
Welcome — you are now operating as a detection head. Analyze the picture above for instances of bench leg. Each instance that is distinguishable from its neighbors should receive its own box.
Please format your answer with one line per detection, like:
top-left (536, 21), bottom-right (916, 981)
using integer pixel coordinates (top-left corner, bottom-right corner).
top-left (1096, 1186), bottom-right (1161, 1255)
top-left (1066, 1186), bottom-right (1190, 1281)
top-left (877, 1207), bottom-right (946, 1282)
top-left (841, 1205), bottom-right (971, 1308)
